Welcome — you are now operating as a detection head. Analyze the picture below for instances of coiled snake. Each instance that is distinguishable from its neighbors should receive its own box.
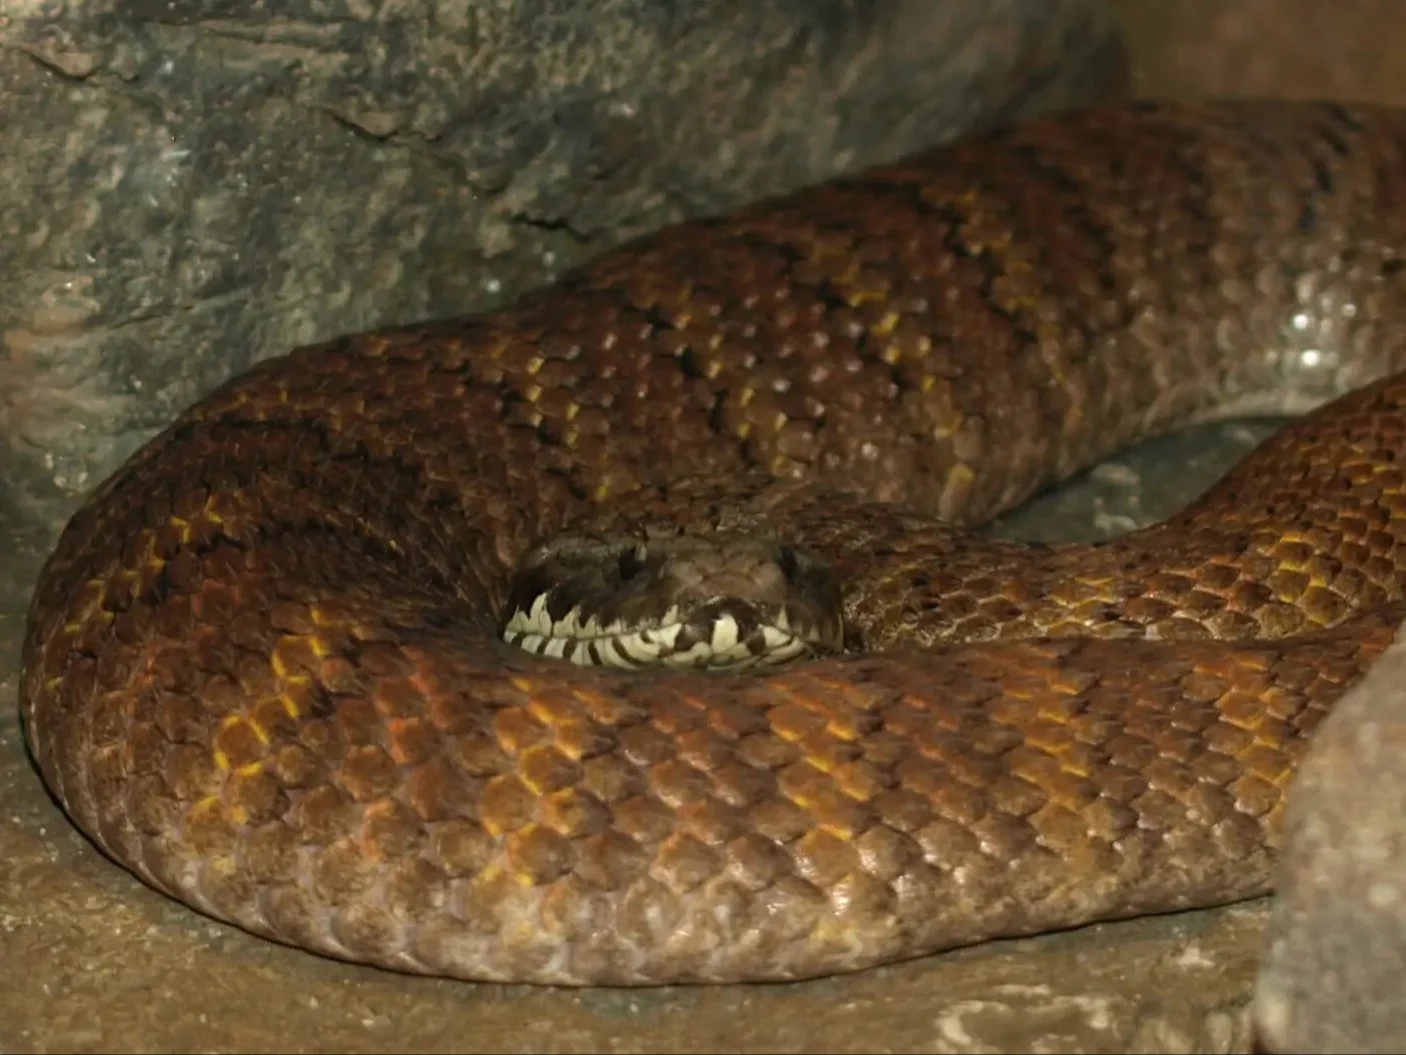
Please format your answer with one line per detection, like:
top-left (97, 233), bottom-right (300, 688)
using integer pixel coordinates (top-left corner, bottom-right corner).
top-left (20, 100), bottom-right (1406, 986)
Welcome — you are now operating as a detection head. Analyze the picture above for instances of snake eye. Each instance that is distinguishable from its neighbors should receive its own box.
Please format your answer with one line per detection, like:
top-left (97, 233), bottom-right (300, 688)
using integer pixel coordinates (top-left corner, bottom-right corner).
top-left (777, 544), bottom-right (799, 581)
top-left (618, 544), bottom-right (647, 582)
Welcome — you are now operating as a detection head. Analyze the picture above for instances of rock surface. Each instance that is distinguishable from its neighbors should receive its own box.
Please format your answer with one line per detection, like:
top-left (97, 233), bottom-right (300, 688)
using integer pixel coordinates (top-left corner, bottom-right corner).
top-left (1253, 627), bottom-right (1406, 1053)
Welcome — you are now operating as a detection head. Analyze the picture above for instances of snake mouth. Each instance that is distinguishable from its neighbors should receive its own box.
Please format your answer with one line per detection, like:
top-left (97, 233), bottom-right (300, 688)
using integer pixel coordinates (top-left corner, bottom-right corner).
top-left (501, 595), bottom-right (822, 670)
top-left (499, 534), bottom-right (845, 671)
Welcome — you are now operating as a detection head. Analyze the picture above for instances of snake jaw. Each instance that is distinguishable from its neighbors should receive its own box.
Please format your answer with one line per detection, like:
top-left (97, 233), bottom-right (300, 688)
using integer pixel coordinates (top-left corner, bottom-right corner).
top-left (502, 594), bottom-right (822, 670)
top-left (499, 534), bottom-right (844, 670)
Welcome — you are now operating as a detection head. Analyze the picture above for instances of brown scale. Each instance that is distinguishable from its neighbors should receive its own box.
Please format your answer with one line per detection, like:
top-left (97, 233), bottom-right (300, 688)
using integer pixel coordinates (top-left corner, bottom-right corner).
top-left (20, 99), bottom-right (1406, 985)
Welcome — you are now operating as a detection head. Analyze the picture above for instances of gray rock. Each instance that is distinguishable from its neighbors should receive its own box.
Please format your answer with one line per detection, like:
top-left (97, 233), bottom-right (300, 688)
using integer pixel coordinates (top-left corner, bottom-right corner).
top-left (1254, 624), bottom-right (1406, 1054)
top-left (0, 0), bottom-right (1127, 655)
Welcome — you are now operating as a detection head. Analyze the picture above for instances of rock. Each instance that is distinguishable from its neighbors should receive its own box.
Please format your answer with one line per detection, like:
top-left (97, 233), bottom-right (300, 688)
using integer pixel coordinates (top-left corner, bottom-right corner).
top-left (1254, 623), bottom-right (1406, 1054)
top-left (0, 0), bottom-right (1127, 649)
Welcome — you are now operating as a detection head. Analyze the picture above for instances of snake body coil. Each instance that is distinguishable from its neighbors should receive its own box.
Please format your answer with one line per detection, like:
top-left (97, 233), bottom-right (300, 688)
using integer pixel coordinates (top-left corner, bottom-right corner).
top-left (22, 100), bottom-right (1406, 985)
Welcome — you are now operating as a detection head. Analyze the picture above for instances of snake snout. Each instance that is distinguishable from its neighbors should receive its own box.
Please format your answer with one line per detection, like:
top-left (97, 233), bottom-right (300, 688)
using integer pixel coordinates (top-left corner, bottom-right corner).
top-left (499, 533), bottom-right (845, 670)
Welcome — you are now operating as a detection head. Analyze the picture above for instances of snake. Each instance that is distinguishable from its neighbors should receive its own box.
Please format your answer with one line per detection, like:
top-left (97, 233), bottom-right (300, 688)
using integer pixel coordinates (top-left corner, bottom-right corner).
top-left (20, 98), bottom-right (1406, 988)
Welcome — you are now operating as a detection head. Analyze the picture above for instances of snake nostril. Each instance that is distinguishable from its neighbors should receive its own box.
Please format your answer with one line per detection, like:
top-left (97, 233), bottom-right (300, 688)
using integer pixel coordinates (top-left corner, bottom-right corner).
top-left (618, 543), bottom-right (647, 582)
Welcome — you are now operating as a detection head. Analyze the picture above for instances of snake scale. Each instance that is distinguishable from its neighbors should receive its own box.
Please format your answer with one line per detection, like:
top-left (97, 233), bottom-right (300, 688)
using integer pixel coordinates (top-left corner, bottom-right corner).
top-left (21, 99), bottom-right (1406, 987)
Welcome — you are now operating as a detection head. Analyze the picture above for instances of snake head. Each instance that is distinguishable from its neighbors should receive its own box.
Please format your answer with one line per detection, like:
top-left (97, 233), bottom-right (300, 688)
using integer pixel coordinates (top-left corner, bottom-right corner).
top-left (500, 533), bottom-right (844, 670)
